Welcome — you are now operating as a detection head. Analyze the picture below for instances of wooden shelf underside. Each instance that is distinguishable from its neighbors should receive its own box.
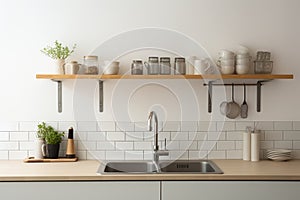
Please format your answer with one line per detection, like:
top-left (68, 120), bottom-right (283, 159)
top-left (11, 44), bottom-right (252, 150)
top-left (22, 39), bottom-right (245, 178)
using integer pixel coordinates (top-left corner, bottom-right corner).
top-left (36, 74), bottom-right (294, 80)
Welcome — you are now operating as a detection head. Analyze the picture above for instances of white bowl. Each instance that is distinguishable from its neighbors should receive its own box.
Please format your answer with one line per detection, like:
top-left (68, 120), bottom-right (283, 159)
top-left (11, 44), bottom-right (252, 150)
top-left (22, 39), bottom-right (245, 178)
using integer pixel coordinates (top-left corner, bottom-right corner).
top-left (236, 64), bottom-right (250, 74)
top-left (236, 54), bottom-right (251, 59)
top-left (236, 58), bottom-right (251, 65)
top-left (221, 66), bottom-right (235, 74)
top-left (218, 49), bottom-right (235, 59)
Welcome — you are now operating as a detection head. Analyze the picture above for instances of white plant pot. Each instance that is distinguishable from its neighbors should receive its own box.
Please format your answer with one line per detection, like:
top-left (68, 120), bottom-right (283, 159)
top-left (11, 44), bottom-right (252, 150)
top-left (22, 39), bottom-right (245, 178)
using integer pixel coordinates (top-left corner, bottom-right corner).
top-left (34, 138), bottom-right (45, 159)
top-left (56, 59), bottom-right (65, 74)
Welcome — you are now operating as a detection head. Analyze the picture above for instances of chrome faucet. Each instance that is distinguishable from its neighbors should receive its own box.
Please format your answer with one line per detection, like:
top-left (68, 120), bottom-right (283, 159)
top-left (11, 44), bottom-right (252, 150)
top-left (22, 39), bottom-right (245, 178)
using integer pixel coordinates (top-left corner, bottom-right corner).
top-left (148, 111), bottom-right (169, 169)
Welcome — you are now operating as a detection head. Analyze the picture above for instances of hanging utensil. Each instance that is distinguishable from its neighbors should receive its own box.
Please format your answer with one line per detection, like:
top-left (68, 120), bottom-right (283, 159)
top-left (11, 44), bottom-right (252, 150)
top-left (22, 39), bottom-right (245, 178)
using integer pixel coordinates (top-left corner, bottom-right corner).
top-left (241, 84), bottom-right (248, 118)
top-left (226, 84), bottom-right (241, 119)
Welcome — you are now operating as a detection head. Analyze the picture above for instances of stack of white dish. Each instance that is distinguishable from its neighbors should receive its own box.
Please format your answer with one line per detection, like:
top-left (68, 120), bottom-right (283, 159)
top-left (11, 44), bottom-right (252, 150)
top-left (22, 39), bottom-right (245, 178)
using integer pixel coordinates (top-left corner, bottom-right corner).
top-left (266, 149), bottom-right (292, 161)
top-left (217, 50), bottom-right (235, 74)
top-left (236, 46), bottom-right (251, 74)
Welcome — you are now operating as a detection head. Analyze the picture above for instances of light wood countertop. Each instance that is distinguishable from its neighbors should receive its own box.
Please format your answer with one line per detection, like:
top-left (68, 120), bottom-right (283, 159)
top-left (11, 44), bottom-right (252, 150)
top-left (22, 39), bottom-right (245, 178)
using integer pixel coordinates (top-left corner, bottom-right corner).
top-left (1, 159), bottom-right (300, 181)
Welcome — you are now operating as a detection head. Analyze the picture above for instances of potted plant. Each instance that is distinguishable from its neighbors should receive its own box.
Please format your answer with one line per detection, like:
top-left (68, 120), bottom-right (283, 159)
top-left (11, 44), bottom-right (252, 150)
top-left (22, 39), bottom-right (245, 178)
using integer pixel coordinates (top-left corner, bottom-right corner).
top-left (34, 122), bottom-right (48, 159)
top-left (38, 122), bottom-right (64, 159)
top-left (41, 40), bottom-right (76, 74)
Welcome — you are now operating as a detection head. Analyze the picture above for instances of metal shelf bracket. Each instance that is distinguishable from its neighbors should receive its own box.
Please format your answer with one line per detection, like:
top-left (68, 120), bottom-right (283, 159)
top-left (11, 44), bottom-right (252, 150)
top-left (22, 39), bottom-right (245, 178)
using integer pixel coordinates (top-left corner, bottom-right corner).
top-left (51, 79), bottom-right (62, 113)
top-left (99, 80), bottom-right (103, 112)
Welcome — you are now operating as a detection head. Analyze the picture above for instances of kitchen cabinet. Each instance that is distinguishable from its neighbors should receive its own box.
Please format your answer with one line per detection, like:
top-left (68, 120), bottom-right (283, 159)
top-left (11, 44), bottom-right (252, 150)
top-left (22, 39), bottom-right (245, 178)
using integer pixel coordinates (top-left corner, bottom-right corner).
top-left (162, 181), bottom-right (300, 200)
top-left (0, 181), bottom-right (160, 200)
top-left (36, 74), bottom-right (293, 113)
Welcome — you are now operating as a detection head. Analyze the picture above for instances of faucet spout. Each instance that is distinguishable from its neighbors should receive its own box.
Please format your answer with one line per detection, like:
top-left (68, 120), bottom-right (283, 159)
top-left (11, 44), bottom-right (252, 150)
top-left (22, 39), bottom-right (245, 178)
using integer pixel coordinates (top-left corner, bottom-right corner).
top-left (148, 111), bottom-right (159, 151)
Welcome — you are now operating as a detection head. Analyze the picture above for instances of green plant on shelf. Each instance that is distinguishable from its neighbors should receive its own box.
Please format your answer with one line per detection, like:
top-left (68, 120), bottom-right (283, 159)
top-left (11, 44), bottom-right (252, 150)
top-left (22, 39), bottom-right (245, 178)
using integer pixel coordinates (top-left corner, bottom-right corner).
top-left (41, 40), bottom-right (76, 60)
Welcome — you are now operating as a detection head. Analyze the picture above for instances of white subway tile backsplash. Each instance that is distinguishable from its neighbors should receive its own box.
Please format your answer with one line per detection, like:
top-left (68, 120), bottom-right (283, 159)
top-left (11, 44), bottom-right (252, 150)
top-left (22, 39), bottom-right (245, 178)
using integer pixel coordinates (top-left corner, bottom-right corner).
top-left (181, 121), bottom-right (198, 131)
top-left (116, 142), bottom-right (134, 150)
top-left (0, 120), bottom-right (299, 160)
top-left (134, 142), bottom-right (152, 150)
top-left (260, 141), bottom-right (274, 149)
top-left (0, 151), bottom-right (9, 160)
top-left (116, 122), bottom-right (134, 132)
top-left (19, 142), bottom-right (34, 150)
top-left (274, 121), bottom-right (293, 131)
top-left (292, 150), bottom-right (300, 159)
top-left (97, 142), bottom-right (115, 150)
top-left (227, 132), bottom-right (243, 140)
top-left (235, 122), bottom-right (254, 131)
top-left (0, 132), bottom-right (9, 141)
top-left (87, 132), bottom-right (105, 141)
top-left (77, 122), bottom-right (97, 131)
top-left (171, 132), bottom-right (188, 141)
top-left (208, 151), bottom-right (226, 159)
top-left (58, 122), bottom-right (77, 132)
top-left (265, 131), bottom-right (283, 141)
top-left (235, 141), bottom-right (243, 150)
top-left (134, 122), bottom-right (147, 132)
top-left (19, 122), bottom-right (39, 131)
top-left (284, 131), bottom-right (300, 140)
top-left (189, 132), bottom-right (207, 141)
top-left (198, 141), bottom-right (217, 151)
top-left (274, 141), bottom-right (292, 149)
top-left (198, 121), bottom-right (216, 132)
top-left (9, 151), bottom-right (28, 160)
top-left (106, 151), bottom-right (124, 160)
top-left (163, 121), bottom-right (180, 131)
top-left (125, 151), bottom-right (143, 160)
top-left (10, 132), bottom-right (28, 141)
top-left (207, 132), bottom-right (226, 141)
top-left (106, 132), bottom-right (125, 141)
top-left (292, 141), bottom-right (300, 150)
top-left (293, 121), bottom-right (300, 130)
top-left (77, 141), bottom-right (96, 151)
top-left (217, 141), bottom-right (235, 150)
top-left (188, 150), bottom-right (207, 159)
top-left (169, 151), bottom-right (188, 160)
top-left (97, 121), bottom-right (115, 131)
top-left (0, 122), bottom-right (18, 131)
top-left (179, 141), bottom-right (197, 150)
top-left (226, 150), bottom-right (243, 159)
top-left (87, 151), bottom-right (105, 160)
top-left (166, 141), bottom-right (180, 150)
top-left (217, 122), bottom-right (235, 131)
top-left (254, 121), bottom-right (274, 130)
top-left (126, 132), bottom-right (144, 141)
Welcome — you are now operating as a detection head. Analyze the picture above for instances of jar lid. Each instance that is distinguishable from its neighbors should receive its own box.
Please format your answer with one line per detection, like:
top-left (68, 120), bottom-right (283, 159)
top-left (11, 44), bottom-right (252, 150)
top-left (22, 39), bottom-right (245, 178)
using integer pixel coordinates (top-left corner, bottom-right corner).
top-left (175, 57), bottom-right (185, 62)
top-left (160, 57), bottom-right (170, 61)
top-left (84, 56), bottom-right (98, 60)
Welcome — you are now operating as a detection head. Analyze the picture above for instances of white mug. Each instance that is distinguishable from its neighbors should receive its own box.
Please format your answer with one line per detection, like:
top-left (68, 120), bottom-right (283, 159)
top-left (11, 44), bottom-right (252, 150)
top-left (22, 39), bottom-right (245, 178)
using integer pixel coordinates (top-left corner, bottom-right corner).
top-left (194, 58), bottom-right (210, 75)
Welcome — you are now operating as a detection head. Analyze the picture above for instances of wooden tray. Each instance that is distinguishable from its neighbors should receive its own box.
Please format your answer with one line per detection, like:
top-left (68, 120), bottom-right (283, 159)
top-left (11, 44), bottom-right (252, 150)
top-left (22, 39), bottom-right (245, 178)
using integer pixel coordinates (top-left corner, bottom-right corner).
top-left (24, 157), bottom-right (78, 163)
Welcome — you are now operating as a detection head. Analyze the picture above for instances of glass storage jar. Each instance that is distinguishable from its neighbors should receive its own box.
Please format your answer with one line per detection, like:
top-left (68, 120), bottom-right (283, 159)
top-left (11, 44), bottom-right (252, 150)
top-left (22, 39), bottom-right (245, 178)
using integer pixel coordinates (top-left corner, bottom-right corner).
top-left (131, 60), bottom-right (144, 75)
top-left (160, 57), bottom-right (171, 75)
top-left (83, 56), bottom-right (99, 74)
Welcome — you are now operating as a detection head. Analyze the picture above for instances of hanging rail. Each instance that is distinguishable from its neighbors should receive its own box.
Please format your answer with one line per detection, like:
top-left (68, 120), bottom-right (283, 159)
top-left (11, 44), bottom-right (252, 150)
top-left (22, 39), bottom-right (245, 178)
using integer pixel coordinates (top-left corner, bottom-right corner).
top-left (203, 81), bottom-right (265, 113)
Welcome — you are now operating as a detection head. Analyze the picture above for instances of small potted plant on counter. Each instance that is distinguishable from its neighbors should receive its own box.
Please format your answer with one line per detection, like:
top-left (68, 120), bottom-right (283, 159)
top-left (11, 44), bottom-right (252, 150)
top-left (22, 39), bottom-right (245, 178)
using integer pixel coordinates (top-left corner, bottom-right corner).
top-left (41, 40), bottom-right (76, 74)
top-left (38, 122), bottom-right (64, 159)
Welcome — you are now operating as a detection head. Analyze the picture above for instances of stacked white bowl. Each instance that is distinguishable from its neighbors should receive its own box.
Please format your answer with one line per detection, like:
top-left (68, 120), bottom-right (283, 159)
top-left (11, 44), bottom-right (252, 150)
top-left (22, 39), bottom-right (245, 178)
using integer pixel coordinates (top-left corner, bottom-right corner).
top-left (218, 50), bottom-right (235, 74)
top-left (235, 46), bottom-right (251, 74)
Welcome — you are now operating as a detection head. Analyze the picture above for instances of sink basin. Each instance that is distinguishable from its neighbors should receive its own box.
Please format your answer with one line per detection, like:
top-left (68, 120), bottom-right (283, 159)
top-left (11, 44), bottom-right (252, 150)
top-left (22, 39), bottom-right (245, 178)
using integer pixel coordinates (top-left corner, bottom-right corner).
top-left (159, 160), bottom-right (223, 174)
top-left (97, 160), bottom-right (223, 174)
top-left (97, 161), bottom-right (158, 174)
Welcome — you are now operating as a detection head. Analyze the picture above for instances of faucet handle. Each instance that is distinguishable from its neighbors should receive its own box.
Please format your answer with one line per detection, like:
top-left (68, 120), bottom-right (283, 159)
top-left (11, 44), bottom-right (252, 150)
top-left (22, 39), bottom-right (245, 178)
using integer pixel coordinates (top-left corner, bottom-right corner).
top-left (164, 138), bottom-right (167, 150)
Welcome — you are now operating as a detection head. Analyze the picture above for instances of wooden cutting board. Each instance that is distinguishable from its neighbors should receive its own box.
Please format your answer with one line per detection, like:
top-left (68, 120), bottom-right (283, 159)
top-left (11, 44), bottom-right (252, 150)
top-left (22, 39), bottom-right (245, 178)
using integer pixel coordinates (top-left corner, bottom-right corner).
top-left (24, 157), bottom-right (78, 163)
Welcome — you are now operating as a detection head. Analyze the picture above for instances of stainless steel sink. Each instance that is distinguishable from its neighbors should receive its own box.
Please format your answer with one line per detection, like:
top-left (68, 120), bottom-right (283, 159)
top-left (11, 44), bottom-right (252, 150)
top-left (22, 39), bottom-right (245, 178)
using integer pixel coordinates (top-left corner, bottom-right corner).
top-left (159, 160), bottom-right (223, 174)
top-left (97, 161), bottom-right (158, 174)
top-left (97, 160), bottom-right (223, 174)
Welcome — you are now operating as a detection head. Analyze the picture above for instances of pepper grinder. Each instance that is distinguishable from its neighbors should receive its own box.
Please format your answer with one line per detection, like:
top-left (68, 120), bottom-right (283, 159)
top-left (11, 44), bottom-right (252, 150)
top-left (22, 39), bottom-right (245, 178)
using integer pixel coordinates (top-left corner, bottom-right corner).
top-left (66, 127), bottom-right (76, 158)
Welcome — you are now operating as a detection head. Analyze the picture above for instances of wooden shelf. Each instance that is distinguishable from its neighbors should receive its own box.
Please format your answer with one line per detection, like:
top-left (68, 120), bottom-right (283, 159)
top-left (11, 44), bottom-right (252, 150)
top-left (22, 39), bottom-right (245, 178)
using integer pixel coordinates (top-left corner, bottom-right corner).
top-left (36, 74), bottom-right (294, 80)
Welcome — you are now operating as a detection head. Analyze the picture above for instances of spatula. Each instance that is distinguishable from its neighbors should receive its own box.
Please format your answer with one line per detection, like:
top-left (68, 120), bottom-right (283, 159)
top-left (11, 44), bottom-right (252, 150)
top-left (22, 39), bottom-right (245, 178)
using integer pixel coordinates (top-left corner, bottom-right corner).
top-left (241, 84), bottom-right (248, 118)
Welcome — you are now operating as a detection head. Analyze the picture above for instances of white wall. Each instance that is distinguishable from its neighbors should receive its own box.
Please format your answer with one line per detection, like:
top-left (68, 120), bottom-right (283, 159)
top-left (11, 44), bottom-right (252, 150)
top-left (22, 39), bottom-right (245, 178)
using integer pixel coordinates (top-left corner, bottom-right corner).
top-left (0, 0), bottom-right (299, 122)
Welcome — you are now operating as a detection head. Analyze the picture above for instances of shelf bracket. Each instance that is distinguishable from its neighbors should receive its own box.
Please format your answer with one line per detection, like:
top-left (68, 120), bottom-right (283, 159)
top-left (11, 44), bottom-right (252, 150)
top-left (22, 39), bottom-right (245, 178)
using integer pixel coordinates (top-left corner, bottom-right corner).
top-left (99, 80), bottom-right (103, 112)
top-left (208, 81), bottom-right (213, 113)
top-left (257, 81), bottom-right (262, 112)
top-left (51, 80), bottom-right (62, 113)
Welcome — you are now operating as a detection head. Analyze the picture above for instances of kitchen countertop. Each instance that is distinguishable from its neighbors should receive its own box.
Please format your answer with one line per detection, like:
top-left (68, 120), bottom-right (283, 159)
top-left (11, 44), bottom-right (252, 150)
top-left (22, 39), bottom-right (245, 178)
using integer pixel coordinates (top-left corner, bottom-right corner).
top-left (0, 159), bottom-right (300, 181)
